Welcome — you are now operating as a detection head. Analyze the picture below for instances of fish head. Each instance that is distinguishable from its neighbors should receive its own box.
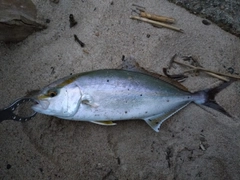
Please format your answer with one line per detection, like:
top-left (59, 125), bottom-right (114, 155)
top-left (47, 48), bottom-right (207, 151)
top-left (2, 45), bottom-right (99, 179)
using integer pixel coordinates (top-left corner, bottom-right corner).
top-left (32, 82), bottom-right (81, 117)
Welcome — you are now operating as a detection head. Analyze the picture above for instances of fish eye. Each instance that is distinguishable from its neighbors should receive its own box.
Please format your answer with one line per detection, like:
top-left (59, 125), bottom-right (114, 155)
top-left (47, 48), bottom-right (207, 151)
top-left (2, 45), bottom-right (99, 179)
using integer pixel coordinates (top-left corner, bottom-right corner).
top-left (47, 90), bottom-right (58, 97)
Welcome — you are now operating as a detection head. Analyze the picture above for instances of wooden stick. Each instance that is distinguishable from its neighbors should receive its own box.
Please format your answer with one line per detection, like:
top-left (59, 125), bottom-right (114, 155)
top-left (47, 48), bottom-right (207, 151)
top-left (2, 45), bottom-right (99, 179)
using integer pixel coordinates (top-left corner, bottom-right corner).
top-left (139, 11), bottom-right (175, 24)
top-left (130, 16), bottom-right (183, 32)
top-left (174, 60), bottom-right (240, 80)
top-left (183, 69), bottom-right (229, 81)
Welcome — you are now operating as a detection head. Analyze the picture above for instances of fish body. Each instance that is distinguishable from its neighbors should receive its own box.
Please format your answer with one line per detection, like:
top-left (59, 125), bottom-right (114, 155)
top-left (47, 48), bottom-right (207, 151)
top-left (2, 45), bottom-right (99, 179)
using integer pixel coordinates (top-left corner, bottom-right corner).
top-left (32, 69), bottom-right (232, 132)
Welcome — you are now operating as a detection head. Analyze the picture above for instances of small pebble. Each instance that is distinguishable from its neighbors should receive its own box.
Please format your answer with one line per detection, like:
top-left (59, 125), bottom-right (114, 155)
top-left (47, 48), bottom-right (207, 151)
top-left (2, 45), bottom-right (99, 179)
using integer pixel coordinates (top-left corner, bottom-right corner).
top-left (7, 164), bottom-right (11, 169)
top-left (227, 67), bottom-right (234, 74)
top-left (50, 0), bottom-right (59, 3)
top-left (39, 168), bottom-right (43, 173)
top-left (95, 32), bottom-right (99, 37)
top-left (202, 19), bottom-right (211, 25)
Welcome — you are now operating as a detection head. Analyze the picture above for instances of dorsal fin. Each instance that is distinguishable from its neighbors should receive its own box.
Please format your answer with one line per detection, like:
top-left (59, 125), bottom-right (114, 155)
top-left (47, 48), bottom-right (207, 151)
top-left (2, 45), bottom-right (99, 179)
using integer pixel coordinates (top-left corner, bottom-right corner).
top-left (120, 56), bottom-right (189, 92)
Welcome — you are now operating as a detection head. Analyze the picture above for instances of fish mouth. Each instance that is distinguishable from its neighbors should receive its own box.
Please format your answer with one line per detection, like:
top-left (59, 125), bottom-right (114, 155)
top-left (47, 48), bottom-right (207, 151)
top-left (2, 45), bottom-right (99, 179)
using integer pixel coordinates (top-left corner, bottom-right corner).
top-left (31, 99), bottom-right (50, 112)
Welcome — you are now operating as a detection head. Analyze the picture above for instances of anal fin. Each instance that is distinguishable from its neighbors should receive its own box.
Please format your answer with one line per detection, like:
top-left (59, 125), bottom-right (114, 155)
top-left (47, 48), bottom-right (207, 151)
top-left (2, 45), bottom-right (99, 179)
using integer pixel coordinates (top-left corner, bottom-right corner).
top-left (91, 121), bottom-right (117, 126)
top-left (144, 102), bottom-right (190, 132)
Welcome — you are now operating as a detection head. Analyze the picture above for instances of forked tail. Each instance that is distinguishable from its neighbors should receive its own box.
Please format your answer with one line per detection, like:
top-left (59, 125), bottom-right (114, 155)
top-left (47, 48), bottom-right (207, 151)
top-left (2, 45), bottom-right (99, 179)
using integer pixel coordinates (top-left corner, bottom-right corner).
top-left (194, 80), bottom-right (235, 117)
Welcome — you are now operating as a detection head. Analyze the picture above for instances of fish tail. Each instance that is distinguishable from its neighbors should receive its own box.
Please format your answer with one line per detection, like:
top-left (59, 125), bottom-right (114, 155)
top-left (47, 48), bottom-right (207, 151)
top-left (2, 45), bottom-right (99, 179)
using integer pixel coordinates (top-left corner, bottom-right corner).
top-left (194, 80), bottom-right (235, 117)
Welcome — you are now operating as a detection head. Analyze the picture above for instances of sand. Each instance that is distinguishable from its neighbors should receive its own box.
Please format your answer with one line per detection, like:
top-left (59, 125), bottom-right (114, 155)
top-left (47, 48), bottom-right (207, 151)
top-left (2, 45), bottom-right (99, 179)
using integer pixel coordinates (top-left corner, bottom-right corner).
top-left (1, 0), bottom-right (240, 179)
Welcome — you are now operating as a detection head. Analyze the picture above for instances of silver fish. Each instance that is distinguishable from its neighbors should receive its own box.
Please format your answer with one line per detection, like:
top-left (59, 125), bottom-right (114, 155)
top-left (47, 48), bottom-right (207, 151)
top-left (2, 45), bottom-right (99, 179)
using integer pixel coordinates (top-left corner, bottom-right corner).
top-left (32, 69), bottom-right (232, 132)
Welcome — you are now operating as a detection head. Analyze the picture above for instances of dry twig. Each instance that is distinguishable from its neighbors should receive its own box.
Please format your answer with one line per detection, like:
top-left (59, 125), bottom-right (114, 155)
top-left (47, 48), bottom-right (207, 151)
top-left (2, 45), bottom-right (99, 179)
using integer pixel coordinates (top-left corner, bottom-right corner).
top-left (130, 16), bottom-right (183, 32)
top-left (174, 60), bottom-right (240, 81)
top-left (139, 11), bottom-right (175, 24)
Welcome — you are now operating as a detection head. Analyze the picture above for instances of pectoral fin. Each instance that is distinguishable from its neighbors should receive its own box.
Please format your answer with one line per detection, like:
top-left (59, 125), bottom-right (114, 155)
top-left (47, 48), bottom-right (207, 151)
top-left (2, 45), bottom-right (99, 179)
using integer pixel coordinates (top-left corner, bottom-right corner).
top-left (81, 94), bottom-right (99, 108)
top-left (144, 102), bottom-right (191, 132)
top-left (91, 121), bottom-right (117, 126)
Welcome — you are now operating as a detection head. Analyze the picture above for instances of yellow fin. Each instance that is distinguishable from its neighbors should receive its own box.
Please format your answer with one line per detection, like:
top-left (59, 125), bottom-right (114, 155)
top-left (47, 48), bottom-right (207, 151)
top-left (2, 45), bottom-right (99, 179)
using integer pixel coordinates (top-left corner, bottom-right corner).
top-left (90, 121), bottom-right (117, 126)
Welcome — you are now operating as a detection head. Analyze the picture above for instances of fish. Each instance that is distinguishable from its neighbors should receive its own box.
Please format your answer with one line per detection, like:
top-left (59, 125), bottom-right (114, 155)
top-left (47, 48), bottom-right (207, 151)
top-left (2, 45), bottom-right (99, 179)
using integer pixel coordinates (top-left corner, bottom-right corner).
top-left (32, 62), bottom-right (233, 132)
